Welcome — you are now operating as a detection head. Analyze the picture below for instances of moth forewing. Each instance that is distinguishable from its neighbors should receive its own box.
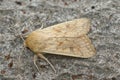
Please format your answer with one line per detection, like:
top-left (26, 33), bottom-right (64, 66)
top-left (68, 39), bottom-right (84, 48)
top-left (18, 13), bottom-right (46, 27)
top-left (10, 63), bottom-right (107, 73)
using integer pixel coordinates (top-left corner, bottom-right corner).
top-left (40, 35), bottom-right (96, 58)
top-left (32, 18), bottom-right (91, 38)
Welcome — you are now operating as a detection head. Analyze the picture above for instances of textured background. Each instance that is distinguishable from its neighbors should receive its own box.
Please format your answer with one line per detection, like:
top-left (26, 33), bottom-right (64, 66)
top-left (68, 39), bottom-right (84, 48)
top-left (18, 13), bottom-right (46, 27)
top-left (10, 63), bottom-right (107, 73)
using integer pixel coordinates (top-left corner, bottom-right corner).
top-left (0, 0), bottom-right (120, 80)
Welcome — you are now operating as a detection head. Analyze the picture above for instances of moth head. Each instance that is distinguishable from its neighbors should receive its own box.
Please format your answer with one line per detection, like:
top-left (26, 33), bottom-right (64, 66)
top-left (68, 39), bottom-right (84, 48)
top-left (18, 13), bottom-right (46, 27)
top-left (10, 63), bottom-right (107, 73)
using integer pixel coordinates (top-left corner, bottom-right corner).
top-left (24, 31), bottom-right (46, 53)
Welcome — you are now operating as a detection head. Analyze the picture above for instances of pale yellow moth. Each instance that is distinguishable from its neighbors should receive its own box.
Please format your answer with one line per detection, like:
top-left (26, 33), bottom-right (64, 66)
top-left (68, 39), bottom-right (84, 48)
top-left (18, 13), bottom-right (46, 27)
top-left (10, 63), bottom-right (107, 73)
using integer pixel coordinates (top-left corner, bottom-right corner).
top-left (24, 18), bottom-right (96, 72)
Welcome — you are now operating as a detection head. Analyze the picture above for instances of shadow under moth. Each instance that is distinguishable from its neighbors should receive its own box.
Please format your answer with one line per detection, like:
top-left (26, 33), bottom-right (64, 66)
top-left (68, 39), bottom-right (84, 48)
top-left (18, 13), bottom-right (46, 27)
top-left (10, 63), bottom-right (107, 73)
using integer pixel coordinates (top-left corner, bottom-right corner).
top-left (24, 18), bottom-right (96, 73)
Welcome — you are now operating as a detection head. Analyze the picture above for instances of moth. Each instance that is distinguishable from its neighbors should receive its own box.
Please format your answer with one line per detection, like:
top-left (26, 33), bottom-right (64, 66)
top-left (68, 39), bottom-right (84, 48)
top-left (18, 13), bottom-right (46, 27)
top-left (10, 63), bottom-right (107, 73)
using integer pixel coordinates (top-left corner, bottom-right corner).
top-left (24, 18), bottom-right (96, 72)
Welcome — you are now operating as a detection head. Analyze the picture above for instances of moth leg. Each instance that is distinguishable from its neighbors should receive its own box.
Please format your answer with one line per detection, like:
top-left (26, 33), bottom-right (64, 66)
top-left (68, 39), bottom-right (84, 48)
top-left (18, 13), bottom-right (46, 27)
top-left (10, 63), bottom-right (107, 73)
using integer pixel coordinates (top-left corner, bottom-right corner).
top-left (33, 55), bottom-right (41, 73)
top-left (37, 53), bottom-right (56, 73)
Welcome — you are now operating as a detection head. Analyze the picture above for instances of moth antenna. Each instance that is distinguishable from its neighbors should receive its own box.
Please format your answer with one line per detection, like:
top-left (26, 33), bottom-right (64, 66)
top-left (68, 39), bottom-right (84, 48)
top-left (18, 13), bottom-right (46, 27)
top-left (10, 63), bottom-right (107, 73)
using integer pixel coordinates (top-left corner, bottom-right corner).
top-left (40, 23), bottom-right (43, 29)
top-left (37, 53), bottom-right (56, 73)
top-left (19, 34), bottom-right (25, 42)
top-left (33, 55), bottom-right (41, 73)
